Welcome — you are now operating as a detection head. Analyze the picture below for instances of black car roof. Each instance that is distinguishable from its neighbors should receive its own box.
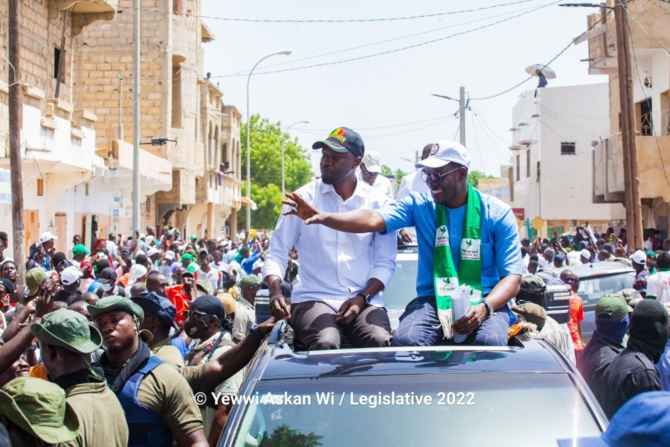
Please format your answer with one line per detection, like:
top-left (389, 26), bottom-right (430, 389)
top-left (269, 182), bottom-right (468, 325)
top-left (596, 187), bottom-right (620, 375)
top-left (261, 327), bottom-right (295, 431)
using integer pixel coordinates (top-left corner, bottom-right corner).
top-left (255, 336), bottom-right (570, 381)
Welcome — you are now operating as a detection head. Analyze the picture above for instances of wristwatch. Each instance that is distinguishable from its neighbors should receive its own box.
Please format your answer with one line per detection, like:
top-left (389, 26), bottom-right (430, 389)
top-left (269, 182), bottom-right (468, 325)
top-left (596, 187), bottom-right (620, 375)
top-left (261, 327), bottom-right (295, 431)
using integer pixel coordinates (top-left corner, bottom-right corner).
top-left (356, 293), bottom-right (372, 305)
top-left (482, 299), bottom-right (494, 318)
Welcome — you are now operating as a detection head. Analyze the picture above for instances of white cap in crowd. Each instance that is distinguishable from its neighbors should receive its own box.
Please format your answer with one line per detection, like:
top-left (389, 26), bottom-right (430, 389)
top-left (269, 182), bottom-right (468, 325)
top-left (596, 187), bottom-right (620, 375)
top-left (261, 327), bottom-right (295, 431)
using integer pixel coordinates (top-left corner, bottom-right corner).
top-left (630, 250), bottom-right (647, 265)
top-left (40, 232), bottom-right (57, 243)
top-left (580, 249), bottom-right (592, 260)
top-left (60, 266), bottom-right (82, 286)
top-left (361, 151), bottom-right (382, 173)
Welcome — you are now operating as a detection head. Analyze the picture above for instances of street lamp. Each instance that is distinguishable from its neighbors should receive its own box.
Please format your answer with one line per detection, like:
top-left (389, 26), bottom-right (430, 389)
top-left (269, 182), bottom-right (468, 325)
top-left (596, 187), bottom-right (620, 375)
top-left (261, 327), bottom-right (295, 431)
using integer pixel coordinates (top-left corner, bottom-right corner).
top-left (281, 120), bottom-right (309, 197)
top-left (246, 50), bottom-right (292, 232)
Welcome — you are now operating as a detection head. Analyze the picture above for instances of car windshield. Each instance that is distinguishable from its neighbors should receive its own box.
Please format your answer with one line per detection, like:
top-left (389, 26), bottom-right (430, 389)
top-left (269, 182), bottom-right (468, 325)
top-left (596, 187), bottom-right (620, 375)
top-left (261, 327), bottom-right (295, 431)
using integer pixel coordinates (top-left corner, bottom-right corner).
top-left (232, 374), bottom-right (601, 447)
top-left (578, 272), bottom-right (635, 300)
top-left (383, 253), bottom-right (419, 311)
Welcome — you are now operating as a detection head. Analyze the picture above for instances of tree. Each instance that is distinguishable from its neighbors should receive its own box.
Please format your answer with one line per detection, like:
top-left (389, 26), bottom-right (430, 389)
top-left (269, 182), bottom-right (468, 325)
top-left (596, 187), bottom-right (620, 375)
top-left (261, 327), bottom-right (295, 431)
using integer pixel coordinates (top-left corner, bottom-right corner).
top-left (380, 164), bottom-right (393, 176)
top-left (395, 168), bottom-right (407, 187)
top-left (467, 170), bottom-right (494, 189)
top-left (260, 424), bottom-right (323, 447)
top-left (240, 115), bottom-right (313, 231)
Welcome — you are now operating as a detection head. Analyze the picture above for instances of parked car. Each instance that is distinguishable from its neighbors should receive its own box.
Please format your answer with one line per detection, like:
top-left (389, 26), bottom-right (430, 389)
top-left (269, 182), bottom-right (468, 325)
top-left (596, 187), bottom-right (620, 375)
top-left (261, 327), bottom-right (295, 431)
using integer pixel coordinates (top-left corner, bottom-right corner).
top-left (537, 261), bottom-right (635, 342)
top-left (217, 322), bottom-right (607, 447)
top-left (381, 246), bottom-right (419, 329)
top-left (567, 262), bottom-right (635, 342)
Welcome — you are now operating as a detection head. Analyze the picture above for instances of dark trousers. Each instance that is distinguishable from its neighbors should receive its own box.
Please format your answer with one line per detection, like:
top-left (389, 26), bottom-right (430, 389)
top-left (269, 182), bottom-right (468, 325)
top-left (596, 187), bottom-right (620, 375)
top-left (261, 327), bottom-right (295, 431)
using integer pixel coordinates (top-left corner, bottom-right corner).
top-left (290, 300), bottom-right (392, 350)
top-left (392, 295), bottom-right (510, 347)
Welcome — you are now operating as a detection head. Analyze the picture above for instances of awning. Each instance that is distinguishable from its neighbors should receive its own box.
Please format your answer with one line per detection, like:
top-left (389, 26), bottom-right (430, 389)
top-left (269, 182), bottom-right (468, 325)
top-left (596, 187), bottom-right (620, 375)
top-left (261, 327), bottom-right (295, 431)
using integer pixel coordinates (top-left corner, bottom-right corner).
top-left (237, 196), bottom-right (258, 210)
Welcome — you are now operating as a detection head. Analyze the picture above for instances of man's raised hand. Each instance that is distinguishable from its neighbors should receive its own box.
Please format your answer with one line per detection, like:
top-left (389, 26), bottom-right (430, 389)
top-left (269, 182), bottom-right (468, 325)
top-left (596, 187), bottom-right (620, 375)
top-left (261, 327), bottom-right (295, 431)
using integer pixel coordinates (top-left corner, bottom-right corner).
top-left (282, 193), bottom-right (325, 225)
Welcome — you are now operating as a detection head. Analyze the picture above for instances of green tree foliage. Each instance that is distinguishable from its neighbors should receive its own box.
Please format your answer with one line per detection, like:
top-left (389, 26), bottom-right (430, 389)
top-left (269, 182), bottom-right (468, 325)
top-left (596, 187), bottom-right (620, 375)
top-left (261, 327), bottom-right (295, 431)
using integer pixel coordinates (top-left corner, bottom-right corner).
top-left (380, 164), bottom-right (393, 175)
top-left (467, 170), bottom-right (494, 189)
top-left (240, 115), bottom-right (313, 231)
top-left (260, 424), bottom-right (323, 447)
top-left (395, 168), bottom-right (407, 186)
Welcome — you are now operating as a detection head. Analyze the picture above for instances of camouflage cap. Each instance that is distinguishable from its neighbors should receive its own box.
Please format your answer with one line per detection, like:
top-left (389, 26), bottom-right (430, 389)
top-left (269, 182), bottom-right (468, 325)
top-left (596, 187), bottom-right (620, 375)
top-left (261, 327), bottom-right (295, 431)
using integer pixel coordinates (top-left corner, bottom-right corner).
top-left (512, 302), bottom-right (547, 330)
top-left (87, 296), bottom-right (145, 324)
top-left (519, 274), bottom-right (547, 295)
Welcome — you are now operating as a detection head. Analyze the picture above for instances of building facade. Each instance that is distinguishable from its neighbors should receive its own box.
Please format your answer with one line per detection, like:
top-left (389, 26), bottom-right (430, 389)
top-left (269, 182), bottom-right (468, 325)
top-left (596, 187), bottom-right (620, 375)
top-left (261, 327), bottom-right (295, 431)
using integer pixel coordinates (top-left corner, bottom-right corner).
top-left (0, 0), bottom-right (126, 255)
top-left (583, 0), bottom-right (670, 240)
top-left (508, 84), bottom-right (624, 238)
top-left (0, 0), bottom-right (241, 256)
top-left (76, 0), bottom-right (242, 240)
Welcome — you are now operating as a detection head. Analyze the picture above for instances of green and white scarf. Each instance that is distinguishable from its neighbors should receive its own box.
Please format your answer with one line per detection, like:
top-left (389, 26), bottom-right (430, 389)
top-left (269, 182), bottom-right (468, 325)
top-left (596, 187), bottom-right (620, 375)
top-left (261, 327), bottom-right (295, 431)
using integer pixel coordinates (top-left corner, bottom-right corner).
top-left (434, 184), bottom-right (483, 339)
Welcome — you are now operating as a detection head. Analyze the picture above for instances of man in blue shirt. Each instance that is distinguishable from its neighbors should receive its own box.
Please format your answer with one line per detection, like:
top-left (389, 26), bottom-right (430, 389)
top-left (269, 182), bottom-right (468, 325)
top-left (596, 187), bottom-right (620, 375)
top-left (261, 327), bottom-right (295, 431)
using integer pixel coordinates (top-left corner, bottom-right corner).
top-left (283, 140), bottom-right (522, 346)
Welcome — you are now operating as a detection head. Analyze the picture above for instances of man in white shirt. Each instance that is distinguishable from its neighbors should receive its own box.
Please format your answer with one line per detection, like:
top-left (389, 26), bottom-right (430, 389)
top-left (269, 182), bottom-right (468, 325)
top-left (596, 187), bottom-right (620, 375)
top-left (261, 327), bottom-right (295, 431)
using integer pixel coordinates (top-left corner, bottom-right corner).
top-left (263, 127), bottom-right (397, 350)
top-left (647, 252), bottom-right (670, 304)
top-left (397, 144), bottom-right (433, 200)
top-left (357, 151), bottom-right (394, 199)
top-left (395, 144), bottom-right (433, 244)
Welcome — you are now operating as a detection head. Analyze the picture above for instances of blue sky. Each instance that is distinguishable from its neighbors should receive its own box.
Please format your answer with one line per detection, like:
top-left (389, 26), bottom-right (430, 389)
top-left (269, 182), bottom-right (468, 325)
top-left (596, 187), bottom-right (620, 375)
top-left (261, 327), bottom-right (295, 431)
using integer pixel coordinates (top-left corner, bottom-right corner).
top-left (201, 0), bottom-right (608, 177)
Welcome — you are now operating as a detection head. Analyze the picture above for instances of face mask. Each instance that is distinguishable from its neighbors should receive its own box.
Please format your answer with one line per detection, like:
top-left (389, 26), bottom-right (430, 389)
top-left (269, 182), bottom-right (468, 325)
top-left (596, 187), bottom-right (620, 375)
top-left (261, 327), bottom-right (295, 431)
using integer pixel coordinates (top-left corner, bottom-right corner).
top-left (184, 319), bottom-right (208, 339)
top-left (101, 283), bottom-right (113, 292)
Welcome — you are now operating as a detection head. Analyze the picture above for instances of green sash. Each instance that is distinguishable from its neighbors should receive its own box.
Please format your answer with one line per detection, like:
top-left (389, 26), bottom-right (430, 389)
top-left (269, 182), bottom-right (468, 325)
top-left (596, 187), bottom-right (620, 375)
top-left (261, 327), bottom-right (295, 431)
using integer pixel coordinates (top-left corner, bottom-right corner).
top-left (434, 184), bottom-right (483, 339)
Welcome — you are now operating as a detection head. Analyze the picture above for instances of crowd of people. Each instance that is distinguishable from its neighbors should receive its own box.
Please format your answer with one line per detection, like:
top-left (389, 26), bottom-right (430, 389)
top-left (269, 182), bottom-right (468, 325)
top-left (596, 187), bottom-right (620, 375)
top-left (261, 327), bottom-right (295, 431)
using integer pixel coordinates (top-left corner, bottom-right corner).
top-left (0, 128), bottom-right (668, 445)
top-left (0, 227), bottom-right (279, 446)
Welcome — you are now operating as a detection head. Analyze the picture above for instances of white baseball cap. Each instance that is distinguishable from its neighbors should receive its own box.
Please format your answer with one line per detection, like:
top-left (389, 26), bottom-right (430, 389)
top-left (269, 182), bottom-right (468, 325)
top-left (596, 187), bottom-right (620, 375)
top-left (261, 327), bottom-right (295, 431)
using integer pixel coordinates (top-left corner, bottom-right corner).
top-left (580, 249), bottom-right (592, 260)
top-left (415, 140), bottom-right (471, 170)
top-left (361, 151), bottom-right (382, 174)
top-left (145, 235), bottom-right (155, 245)
top-left (165, 250), bottom-right (176, 261)
top-left (147, 247), bottom-right (159, 257)
top-left (40, 231), bottom-right (57, 243)
top-left (60, 266), bottom-right (82, 285)
top-left (630, 250), bottom-right (647, 265)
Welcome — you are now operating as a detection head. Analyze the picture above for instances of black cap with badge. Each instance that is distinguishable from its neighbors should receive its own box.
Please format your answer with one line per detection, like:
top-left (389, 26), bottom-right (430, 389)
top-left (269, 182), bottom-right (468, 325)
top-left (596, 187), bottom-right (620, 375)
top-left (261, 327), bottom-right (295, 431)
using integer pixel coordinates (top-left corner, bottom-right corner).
top-left (312, 127), bottom-right (365, 158)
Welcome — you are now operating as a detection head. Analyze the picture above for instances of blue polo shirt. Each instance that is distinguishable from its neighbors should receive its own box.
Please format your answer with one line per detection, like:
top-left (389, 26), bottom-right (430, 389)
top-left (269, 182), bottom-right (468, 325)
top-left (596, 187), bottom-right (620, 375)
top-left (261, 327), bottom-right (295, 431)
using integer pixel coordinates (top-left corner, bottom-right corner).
top-left (377, 191), bottom-right (523, 298)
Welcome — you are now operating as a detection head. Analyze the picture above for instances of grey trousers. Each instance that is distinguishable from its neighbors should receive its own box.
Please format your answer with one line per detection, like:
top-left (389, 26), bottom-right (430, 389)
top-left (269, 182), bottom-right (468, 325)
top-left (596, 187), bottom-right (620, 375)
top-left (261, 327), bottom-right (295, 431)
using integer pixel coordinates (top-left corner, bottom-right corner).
top-left (290, 300), bottom-right (392, 350)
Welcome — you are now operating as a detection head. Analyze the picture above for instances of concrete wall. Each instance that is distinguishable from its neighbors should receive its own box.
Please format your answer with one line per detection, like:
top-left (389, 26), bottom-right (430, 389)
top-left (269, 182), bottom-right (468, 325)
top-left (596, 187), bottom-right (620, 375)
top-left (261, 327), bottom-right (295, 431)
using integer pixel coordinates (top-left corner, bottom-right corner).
top-left (510, 84), bottom-right (625, 236)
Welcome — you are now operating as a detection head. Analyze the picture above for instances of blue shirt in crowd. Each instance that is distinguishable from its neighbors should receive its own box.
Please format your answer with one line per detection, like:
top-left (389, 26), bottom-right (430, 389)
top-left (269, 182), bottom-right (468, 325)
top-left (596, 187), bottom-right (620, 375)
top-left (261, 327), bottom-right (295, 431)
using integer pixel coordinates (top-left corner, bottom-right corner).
top-left (377, 191), bottom-right (523, 298)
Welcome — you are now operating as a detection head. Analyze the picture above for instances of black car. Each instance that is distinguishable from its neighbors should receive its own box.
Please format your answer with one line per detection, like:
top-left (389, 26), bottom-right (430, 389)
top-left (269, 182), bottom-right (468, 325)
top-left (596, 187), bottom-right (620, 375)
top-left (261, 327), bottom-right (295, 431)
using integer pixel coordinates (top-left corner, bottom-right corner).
top-left (217, 322), bottom-right (607, 447)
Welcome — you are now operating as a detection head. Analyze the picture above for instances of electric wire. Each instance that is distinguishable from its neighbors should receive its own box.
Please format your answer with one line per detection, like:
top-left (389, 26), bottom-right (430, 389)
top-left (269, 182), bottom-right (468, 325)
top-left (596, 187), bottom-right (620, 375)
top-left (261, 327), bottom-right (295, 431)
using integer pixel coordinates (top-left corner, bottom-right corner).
top-left (211, 1), bottom-right (560, 79)
top-left (198, 0), bottom-right (536, 23)
top-left (469, 7), bottom-right (614, 101)
top-left (219, 2), bottom-right (548, 76)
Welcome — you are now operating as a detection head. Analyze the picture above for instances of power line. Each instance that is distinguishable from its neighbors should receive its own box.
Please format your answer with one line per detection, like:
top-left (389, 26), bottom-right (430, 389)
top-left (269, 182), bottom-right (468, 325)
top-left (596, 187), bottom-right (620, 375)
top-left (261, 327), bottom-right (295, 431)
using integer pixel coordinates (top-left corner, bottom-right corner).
top-left (220, 2), bottom-right (548, 77)
top-left (211, 1), bottom-right (560, 79)
top-left (293, 114), bottom-right (455, 133)
top-left (199, 0), bottom-right (536, 23)
top-left (469, 7), bottom-right (613, 101)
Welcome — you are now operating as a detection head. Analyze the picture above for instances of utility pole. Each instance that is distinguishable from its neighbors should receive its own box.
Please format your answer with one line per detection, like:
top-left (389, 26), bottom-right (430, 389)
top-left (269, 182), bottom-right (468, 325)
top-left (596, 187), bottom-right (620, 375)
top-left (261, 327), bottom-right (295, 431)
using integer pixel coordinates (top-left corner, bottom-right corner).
top-left (8, 0), bottom-right (25, 287)
top-left (132, 0), bottom-right (141, 236)
top-left (459, 86), bottom-right (466, 147)
top-left (614, 0), bottom-right (643, 250)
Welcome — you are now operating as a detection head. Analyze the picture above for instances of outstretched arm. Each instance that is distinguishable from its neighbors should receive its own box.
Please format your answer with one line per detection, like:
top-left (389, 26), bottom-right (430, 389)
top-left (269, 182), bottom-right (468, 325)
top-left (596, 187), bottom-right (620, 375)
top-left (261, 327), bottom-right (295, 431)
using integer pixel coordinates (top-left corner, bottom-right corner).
top-left (283, 193), bottom-right (387, 234)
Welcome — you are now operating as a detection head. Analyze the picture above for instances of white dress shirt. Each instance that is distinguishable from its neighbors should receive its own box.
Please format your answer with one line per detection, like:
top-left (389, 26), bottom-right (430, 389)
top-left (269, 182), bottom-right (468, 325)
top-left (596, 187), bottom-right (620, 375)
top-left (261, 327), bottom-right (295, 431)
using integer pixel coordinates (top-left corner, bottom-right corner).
top-left (356, 169), bottom-right (394, 199)
top-left (397, 169), bottom-right (430, 200)
top-left (262, 179), bottom-right (397, 311)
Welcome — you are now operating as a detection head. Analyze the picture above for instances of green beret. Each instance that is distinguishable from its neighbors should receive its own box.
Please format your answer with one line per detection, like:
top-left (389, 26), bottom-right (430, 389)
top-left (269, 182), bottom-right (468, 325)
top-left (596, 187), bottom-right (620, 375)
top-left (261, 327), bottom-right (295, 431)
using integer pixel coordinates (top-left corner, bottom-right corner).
top-left (239, 274), bottom-right (261, 290)
top-left (87, 296), bottom-right (144, 324)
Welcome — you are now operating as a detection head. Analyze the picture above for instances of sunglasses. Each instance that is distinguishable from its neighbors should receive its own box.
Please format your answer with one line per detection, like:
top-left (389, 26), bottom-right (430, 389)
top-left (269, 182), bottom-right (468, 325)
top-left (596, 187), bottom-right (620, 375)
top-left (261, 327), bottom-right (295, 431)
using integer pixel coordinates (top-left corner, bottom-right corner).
top-left (185, 310), bottom-right (210, 319)
top-left (421, 167), bottom-right (461, 185)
